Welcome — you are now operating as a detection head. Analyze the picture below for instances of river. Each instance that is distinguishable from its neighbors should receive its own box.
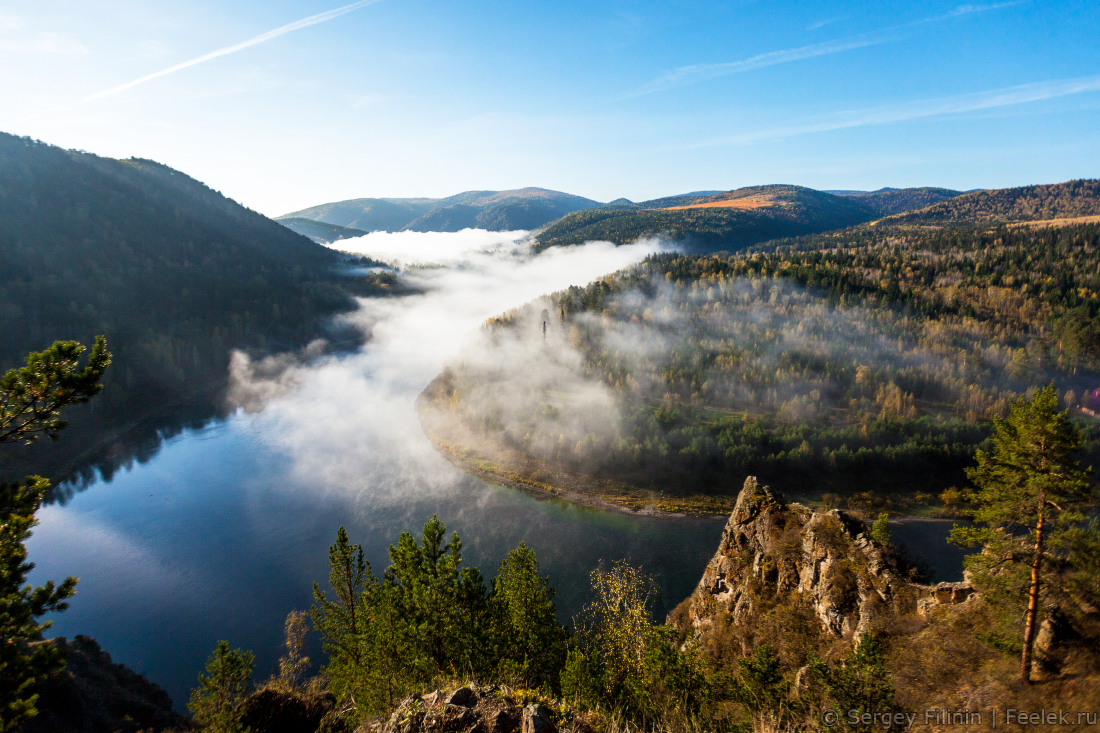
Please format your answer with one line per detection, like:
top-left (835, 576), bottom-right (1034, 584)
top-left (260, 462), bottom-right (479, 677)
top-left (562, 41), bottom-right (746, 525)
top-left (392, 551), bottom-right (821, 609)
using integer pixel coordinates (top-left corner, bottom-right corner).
top-left (25, 230), bottom-right (970, 710)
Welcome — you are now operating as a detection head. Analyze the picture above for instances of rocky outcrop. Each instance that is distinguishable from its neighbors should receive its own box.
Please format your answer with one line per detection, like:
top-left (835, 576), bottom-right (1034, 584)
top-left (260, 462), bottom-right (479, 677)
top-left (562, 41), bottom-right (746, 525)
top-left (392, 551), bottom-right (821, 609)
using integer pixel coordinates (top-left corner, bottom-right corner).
top-left (376, 685), bottom-right (593, 733)
top-left (682, 477), bottom-right (975, 645)
top-left (25, 635), bottom-right (191, 733)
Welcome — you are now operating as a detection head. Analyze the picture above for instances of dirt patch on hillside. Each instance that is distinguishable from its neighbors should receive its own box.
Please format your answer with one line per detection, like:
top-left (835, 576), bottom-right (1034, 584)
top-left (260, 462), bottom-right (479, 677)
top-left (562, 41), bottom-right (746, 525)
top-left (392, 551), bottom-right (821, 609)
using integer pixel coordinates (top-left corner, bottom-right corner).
top-left (1010, 214), bottom-right (1100, 229)
top-left (660, 195), bottom-right (781, 211)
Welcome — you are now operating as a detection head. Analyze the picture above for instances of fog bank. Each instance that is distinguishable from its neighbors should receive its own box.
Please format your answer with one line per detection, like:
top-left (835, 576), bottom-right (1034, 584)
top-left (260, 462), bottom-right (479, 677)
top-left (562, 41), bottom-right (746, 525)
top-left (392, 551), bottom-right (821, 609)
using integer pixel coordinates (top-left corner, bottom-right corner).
top-left (229, 231), bottom-right (666, 505)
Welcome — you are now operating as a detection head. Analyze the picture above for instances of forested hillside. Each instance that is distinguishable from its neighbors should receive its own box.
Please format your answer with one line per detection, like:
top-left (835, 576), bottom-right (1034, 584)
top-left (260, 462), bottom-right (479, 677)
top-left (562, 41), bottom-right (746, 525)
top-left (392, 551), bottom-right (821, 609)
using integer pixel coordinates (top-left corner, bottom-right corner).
top-left (422, 221), bottom-right (1100, 512)
top-left (533, 185), bottom-right (879, 253)
top-left (278, 217), bottom-right (367, 243)
top-left (839, 186), bottom-right (961, 215)
top-left (884, 179), bottom-right (1100, 224)
top-left (0, 133), bottom-right (364, 481)
top-left (280, 187), bottom-right (601, 233)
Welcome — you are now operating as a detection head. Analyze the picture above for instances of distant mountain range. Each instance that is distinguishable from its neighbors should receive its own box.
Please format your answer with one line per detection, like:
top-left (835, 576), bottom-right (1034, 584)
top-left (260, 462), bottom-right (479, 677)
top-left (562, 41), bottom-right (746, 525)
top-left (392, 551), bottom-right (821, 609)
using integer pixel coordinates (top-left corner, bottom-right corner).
top-left (834, 186), bottom-right (963, 215)
top-left (533, 185), bottom-right (894, 252)
top-left (281, 178), bottom-right (1100, 252)
top-left (280, 184), bottom-right (977, 250)
top-left (278, 187), bottom-right (602, 237)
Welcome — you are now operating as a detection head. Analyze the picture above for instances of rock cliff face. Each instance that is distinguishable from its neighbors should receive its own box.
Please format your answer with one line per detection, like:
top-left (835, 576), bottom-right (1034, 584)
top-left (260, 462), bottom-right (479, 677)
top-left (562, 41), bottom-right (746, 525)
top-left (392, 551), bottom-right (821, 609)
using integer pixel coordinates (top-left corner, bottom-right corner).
top-left (680, 477), bottom-right (972, 647)
top-left (25, 635), bottom-right (191, 733)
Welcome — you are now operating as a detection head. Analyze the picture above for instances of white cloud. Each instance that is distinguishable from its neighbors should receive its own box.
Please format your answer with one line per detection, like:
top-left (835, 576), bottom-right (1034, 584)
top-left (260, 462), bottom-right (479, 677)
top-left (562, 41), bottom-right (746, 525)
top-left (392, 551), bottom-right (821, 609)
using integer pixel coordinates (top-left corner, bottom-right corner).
top-left (628, 1), bottom-right (1021, 99)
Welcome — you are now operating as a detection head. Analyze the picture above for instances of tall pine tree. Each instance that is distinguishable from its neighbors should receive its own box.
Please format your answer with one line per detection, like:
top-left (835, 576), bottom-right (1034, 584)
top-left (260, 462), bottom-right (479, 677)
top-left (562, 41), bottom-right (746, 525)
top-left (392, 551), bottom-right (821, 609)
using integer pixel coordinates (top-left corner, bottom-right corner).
top-left (950, 385), bottom-right (1093, 682)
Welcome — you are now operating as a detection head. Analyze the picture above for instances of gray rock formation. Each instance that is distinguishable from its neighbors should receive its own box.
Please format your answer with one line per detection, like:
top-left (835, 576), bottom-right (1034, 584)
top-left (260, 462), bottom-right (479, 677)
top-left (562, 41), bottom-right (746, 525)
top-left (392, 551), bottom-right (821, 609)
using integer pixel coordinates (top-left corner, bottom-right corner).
top-left (377, 685), bottom-right (583, 733)
top-left (682, 477), bottom-right (975, 645)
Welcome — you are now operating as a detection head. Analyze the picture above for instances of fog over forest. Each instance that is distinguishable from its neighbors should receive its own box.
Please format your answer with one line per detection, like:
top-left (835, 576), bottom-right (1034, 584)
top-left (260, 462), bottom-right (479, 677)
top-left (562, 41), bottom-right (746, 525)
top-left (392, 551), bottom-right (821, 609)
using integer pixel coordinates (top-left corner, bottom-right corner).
top-left (224, 229), bottom-right (665, 503)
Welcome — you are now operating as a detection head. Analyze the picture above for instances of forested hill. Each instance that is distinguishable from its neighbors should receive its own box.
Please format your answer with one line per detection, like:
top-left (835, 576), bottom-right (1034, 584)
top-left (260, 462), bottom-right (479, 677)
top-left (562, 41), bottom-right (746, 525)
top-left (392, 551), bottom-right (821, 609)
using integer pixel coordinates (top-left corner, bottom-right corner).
top-left (422, 221), bottom-right (1100, 513)
top-left (0, 133), bottom-right (361, 482)
top-left (280, 187), bottom-right (602, 233)
top-left (279, 217), bottom-right (368, 243)
top-left (836, 186), bottom-right (962, 215)
top-left (883, 179), bottom-right (1100, 225)
top-left (532, 185), bottom-right (880, 253)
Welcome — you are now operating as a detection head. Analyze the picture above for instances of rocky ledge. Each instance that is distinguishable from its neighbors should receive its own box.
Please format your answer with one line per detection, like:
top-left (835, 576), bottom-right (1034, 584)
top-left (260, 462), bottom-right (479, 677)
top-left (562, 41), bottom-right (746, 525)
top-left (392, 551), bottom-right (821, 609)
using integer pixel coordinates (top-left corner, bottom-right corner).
top-left (372, 685), bottom-right (595, 733)
top-left (677, 477), bottom-right (975, 645)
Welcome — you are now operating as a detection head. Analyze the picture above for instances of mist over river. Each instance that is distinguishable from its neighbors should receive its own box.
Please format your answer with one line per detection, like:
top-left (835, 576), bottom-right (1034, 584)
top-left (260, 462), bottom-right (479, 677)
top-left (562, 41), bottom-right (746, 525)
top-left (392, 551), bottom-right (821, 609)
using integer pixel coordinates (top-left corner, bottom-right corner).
top-left (26, 231), bottom-right (968, 710)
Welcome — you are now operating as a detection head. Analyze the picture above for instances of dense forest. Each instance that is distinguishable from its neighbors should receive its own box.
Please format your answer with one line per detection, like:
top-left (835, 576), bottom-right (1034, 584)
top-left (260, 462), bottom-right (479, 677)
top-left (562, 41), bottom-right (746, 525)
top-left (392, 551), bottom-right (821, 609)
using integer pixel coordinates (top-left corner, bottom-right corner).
top-left (423, 222), bottom-right (1100, 512)
top-left (278, 217), bottom-right (368, 244)
top-left (533, 185), bottom-right (880, 253)
top-left (884, 179), bottom-right (1100, 224)
top-left (837, 186), bottom-right (961, 215)
top-left (0, 133), bottom-right (381, 482)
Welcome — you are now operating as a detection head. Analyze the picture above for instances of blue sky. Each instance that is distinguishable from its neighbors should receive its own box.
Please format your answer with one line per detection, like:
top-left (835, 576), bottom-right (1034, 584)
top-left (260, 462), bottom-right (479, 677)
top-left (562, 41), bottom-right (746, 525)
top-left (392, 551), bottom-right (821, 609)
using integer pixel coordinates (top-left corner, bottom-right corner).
top-left (3, 0), bottom-right (1098, 215)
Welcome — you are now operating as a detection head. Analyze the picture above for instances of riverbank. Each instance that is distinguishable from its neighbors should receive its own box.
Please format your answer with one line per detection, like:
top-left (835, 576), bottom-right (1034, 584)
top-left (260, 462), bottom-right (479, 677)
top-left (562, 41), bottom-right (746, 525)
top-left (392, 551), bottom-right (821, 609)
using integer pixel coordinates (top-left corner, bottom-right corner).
top-left (416, 381), bottom-right (740, 517)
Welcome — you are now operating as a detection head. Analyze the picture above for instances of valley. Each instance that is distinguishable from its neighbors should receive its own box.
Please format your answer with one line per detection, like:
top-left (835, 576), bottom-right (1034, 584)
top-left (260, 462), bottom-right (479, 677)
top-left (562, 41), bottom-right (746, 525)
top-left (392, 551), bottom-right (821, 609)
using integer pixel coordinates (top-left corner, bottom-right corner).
top-left (3, 131), bottom-right (1098, 733)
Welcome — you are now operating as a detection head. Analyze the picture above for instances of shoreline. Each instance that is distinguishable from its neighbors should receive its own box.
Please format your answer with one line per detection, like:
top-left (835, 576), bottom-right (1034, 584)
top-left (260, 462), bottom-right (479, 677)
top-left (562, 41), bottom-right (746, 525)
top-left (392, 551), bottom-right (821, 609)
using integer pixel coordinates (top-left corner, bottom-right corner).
top-left (428, 435), bottom-right (721, 520)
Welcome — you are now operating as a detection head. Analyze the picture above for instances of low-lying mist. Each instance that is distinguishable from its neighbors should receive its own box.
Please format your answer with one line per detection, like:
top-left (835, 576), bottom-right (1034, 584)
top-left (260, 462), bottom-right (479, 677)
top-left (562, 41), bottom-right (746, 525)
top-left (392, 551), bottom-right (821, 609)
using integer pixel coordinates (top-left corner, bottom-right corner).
top-left (228, 229), bottom-right (666, 505)
top-left (423, 256), bottom-right (1090, 505)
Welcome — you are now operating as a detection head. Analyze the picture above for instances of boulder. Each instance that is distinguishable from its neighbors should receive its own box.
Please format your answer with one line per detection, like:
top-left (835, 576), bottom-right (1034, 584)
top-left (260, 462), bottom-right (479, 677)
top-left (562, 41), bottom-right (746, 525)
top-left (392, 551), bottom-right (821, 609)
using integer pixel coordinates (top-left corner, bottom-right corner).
top-left (237, 688), bottom-right (340, 733)
top-left (445, 686), bottom-right (478, 708)
top-left (522, 704), bottom-right (555, 733)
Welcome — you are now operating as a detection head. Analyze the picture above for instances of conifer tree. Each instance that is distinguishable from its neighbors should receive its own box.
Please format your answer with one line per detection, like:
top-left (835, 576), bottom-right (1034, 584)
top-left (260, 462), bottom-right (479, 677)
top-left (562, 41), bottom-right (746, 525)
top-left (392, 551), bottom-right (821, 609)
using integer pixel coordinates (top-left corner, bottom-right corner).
top-left (489, 542), bottom-right (567, 690)
top-left (950, 385), bottom-right (1093, 682)
top-left (188, 641), bottom-right (254, 733)
top-left (0, 337), bottom-right (109, 732)
top-left (808, 635), bottom-right (896, 729)
top-left (385, 515), bottom-right (488, 676)
top-left (311, 526), bottom-right (374, 700)
top-left (0, 337), bottom-right (111, 445)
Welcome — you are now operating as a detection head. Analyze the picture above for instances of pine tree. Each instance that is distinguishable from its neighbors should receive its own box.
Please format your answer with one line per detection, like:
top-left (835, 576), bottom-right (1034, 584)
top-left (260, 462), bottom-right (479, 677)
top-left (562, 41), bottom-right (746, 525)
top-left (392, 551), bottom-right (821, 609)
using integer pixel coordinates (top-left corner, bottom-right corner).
top-left (808, 634), bottom-right (896, 729)
top-left (489, 542), bottom-right (567, 690)
top-left (0, 337), bottom-right (109, 732)
top-left (0, 337), bottom-right (111, 445)
top-left (311, 526), bottom-right (374, 703)
top-left (385, 515), bottom-right (488, 676)
top-left (950, 385), bottom-right (1093, 682)
top-left (188, 641), bottom-right (254, 733)
top-left (733, 645), bottom-right (796, 733)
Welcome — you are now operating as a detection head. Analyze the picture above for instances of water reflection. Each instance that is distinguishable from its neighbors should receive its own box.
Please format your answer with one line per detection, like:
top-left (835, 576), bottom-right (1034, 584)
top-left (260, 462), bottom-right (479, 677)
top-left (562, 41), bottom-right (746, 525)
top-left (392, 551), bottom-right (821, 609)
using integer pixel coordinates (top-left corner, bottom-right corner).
top-left (29, 412), bottom-right (726, 711)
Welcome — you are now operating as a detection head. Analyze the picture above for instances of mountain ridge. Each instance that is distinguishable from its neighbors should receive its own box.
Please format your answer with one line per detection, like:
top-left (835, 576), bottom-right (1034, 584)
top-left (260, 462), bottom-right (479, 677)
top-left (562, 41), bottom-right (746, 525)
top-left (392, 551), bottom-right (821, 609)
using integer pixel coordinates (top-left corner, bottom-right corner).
top-left (280, 187), bottom-right (602, 233)
top-left (881, 179), bottom-right (1100, 225)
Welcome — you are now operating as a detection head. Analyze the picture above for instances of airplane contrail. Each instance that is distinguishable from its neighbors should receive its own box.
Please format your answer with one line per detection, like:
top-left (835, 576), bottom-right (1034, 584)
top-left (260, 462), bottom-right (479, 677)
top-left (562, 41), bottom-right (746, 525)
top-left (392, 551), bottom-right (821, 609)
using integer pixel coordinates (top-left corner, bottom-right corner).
top-left (83, 0), bottom-right (383, 102)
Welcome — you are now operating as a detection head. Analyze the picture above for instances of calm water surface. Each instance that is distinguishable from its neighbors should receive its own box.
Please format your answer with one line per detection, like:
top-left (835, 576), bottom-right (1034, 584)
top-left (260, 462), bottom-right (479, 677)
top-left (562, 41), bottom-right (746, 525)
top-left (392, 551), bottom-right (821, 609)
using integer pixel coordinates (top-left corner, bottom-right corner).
top-left (29, 413), bottom-right (731, 709)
